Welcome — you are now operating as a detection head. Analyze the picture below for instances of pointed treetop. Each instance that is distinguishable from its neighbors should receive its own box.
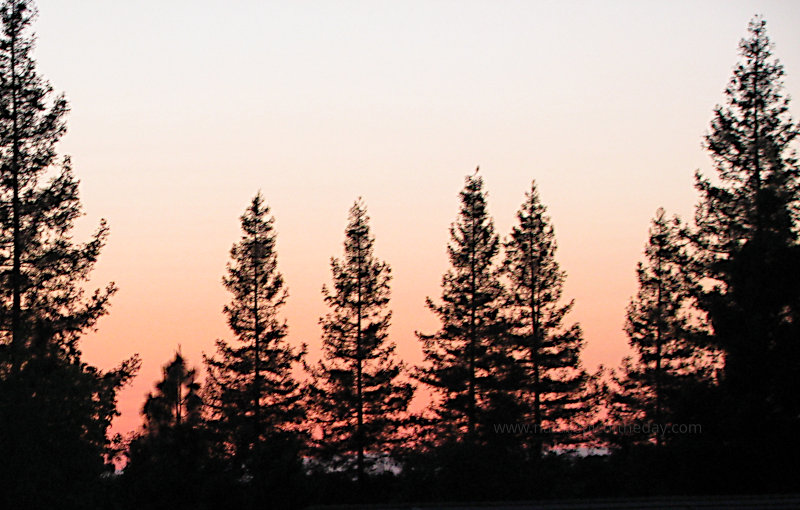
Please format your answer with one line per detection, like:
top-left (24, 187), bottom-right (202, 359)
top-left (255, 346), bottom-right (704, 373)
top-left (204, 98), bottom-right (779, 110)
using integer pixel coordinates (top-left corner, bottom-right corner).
top-left (245, 191), bottom-right (268, 219)
top-left (350, 196), bottom-right (367, 219)
top-left (520, 180), bottom-right (546, 215)
top-left (344, 198), bottom-right (373, 247)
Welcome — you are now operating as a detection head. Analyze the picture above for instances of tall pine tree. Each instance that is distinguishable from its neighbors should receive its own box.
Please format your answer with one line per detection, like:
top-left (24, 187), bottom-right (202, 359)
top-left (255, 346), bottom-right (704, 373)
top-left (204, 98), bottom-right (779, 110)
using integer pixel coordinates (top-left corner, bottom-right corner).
top-left (0, 1), bottom-right (138, 505)
top-left (204, 193), bottom-right (305, 470)
top-left (308, 199), bottom-right (413, 485)
top-left (503, 181), bottom-right (591, 453)
top-left (689, 17), bottom-right (800, 449)
top-left (611, 209), bottom-right (713, 447)
top-left (416, 170), bottom-right (514, 442)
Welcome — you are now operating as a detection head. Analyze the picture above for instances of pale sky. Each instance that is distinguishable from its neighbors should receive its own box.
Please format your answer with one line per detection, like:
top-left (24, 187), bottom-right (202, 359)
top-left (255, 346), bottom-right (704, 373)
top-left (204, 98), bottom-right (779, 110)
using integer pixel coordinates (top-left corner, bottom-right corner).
top-left (31, 1), bottom-right (800, 435)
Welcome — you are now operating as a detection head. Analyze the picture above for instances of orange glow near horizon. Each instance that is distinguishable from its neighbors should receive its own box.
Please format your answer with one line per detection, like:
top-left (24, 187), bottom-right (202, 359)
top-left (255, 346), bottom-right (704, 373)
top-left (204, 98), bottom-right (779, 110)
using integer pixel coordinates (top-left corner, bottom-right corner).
top-left (26, 0), bottom-right (800, 437)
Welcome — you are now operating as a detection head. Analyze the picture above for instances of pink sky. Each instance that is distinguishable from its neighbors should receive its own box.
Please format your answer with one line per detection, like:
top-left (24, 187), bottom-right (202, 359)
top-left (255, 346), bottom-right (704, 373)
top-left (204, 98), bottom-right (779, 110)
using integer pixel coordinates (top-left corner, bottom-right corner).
top-left (29, 1), bottom-right (800, 436)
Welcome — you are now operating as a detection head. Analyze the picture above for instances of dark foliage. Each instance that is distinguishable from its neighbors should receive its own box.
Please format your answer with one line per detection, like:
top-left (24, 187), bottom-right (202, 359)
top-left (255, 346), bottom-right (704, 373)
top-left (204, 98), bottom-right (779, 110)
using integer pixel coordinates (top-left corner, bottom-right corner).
top-left (202, 192), bottom-right (307, 507)
top-left (0, 1), bottom-right (138, 507)
top-left (122, 351), bottom-right (216, 510)
top-left (416, 171), bottom-right (517, 444)
top-left (4, 4), bottom-right (800, 506)
top-left (307, 199), bottom-right (413, 487)
top-left (503, 181), bottom-right (595, 452)
top-left (609, 209), bottom-right (717, 447)
top-left (688, 16), bottom-right (800, 465)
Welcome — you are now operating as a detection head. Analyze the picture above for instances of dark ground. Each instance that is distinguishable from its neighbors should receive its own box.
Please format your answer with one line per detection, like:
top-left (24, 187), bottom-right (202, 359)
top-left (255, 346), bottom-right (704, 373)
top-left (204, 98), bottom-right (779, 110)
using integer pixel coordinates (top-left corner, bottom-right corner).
top-left (309, 494), bottom-right (800, 510)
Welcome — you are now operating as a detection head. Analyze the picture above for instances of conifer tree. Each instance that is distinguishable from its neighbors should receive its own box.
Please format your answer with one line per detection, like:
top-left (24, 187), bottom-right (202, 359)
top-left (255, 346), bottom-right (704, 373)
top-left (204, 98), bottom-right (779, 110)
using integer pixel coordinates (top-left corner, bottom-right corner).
top-left (611, 209), bottom-right (713, 446)
top-left (142, 350), bottom-right (203, 434)
top-left (308, 199), bottom-right (413, 485)
top-left (125, 351), bottom-right (208, 509)
top-left (416, 170), bottom-right (514, 442)
top-left (0, 1), bottom-right (138, 504)
top-left (503, 181), bottom-right (591, 452)
top-left (204, 193), bottom-right (305, 468)
top-left (689, 17), bottom-right (800, 441)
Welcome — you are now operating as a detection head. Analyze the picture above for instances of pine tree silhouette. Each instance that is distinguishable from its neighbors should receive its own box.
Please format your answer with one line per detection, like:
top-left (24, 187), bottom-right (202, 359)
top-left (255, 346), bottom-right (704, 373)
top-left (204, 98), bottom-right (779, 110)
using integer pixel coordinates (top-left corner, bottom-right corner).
top-left (0, 1), bottom-right (138, 505)
top-left (125, 351), bottom-right (209, 510)
top-left (308, 199), bottom-right (413, 488)
top-left (204, 193), bottom-right (305, 477)
top-left (416, 170), bottom-right (515, 443)
top-left (142, 350), bottom-right (203, 433)
top-left (504, 181), bottom-right (594, 453)
top-left (611, 209), bottom-right (715, 447)
top-left (688, 16), bottom-right (800, 455)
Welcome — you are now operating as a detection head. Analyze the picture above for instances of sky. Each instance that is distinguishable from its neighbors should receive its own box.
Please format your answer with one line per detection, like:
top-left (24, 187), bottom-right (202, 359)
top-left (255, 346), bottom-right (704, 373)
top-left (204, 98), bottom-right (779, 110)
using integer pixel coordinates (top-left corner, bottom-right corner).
top-left (30, 0), bottom-right (800, 436)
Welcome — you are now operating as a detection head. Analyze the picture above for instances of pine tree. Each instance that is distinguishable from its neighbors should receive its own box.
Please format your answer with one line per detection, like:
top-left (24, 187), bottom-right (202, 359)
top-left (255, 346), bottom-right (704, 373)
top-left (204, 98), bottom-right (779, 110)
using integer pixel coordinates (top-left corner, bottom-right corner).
top-left (308, 199), bottom-right (413, 485)
top-left (611, 209), bottom-right (713, 446)
top-left (125, 351), bottom-right (208, 510)
top-left (0, 1), bottom-right (138, 505)
top-left (689, 17), bottom-right (800, 444)
top-left (204, 193), bottom-right (305, 468)
top-left (142, 350), bottom-right (203, 434)
top-left (503, 181), bottom-right (591, 452)
top-left (416, 170), bottom-right (514, 442)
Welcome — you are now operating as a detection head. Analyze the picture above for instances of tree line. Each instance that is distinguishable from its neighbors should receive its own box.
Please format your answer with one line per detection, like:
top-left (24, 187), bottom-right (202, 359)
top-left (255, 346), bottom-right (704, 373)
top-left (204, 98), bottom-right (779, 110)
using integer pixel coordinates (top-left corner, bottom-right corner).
top-left (0, 1), bottom-right (797, 508)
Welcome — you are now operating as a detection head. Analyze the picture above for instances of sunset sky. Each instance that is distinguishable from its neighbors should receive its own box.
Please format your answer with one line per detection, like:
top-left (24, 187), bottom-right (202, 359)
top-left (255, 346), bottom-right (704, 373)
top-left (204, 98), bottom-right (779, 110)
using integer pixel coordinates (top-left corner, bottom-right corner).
top-left (32, 1), bottom-right (800, 435)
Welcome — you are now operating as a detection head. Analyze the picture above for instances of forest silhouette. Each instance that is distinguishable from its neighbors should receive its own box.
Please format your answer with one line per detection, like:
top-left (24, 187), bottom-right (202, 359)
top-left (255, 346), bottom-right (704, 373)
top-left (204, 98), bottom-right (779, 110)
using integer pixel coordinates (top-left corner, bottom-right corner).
top-left (0, 1), bottom-right (798, 509)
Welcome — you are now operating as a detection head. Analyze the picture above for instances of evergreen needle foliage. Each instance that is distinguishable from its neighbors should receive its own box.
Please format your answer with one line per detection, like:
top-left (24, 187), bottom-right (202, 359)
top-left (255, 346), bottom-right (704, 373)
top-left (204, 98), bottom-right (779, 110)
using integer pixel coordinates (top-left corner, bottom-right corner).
top-left (689, 16), bottom-right (800, 451)
top-left (416, 171), bottom-right (515, 443)
top-left (611, 209), bottom-right (715, 447)
top-left (142, 350), bottom-right (203, 433)
top-left (0, 1), bottom-right (138, 505)
top-left (125, 351), bottom-right (209, 510)
top-left (204, 193), bottom-right (305, 470)
top-left (504, 181), bottom-right (593, 452)
top-left (1, 2), bottom-right (799, 504)
top-left (308, 199), bottom-right (413, 484)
